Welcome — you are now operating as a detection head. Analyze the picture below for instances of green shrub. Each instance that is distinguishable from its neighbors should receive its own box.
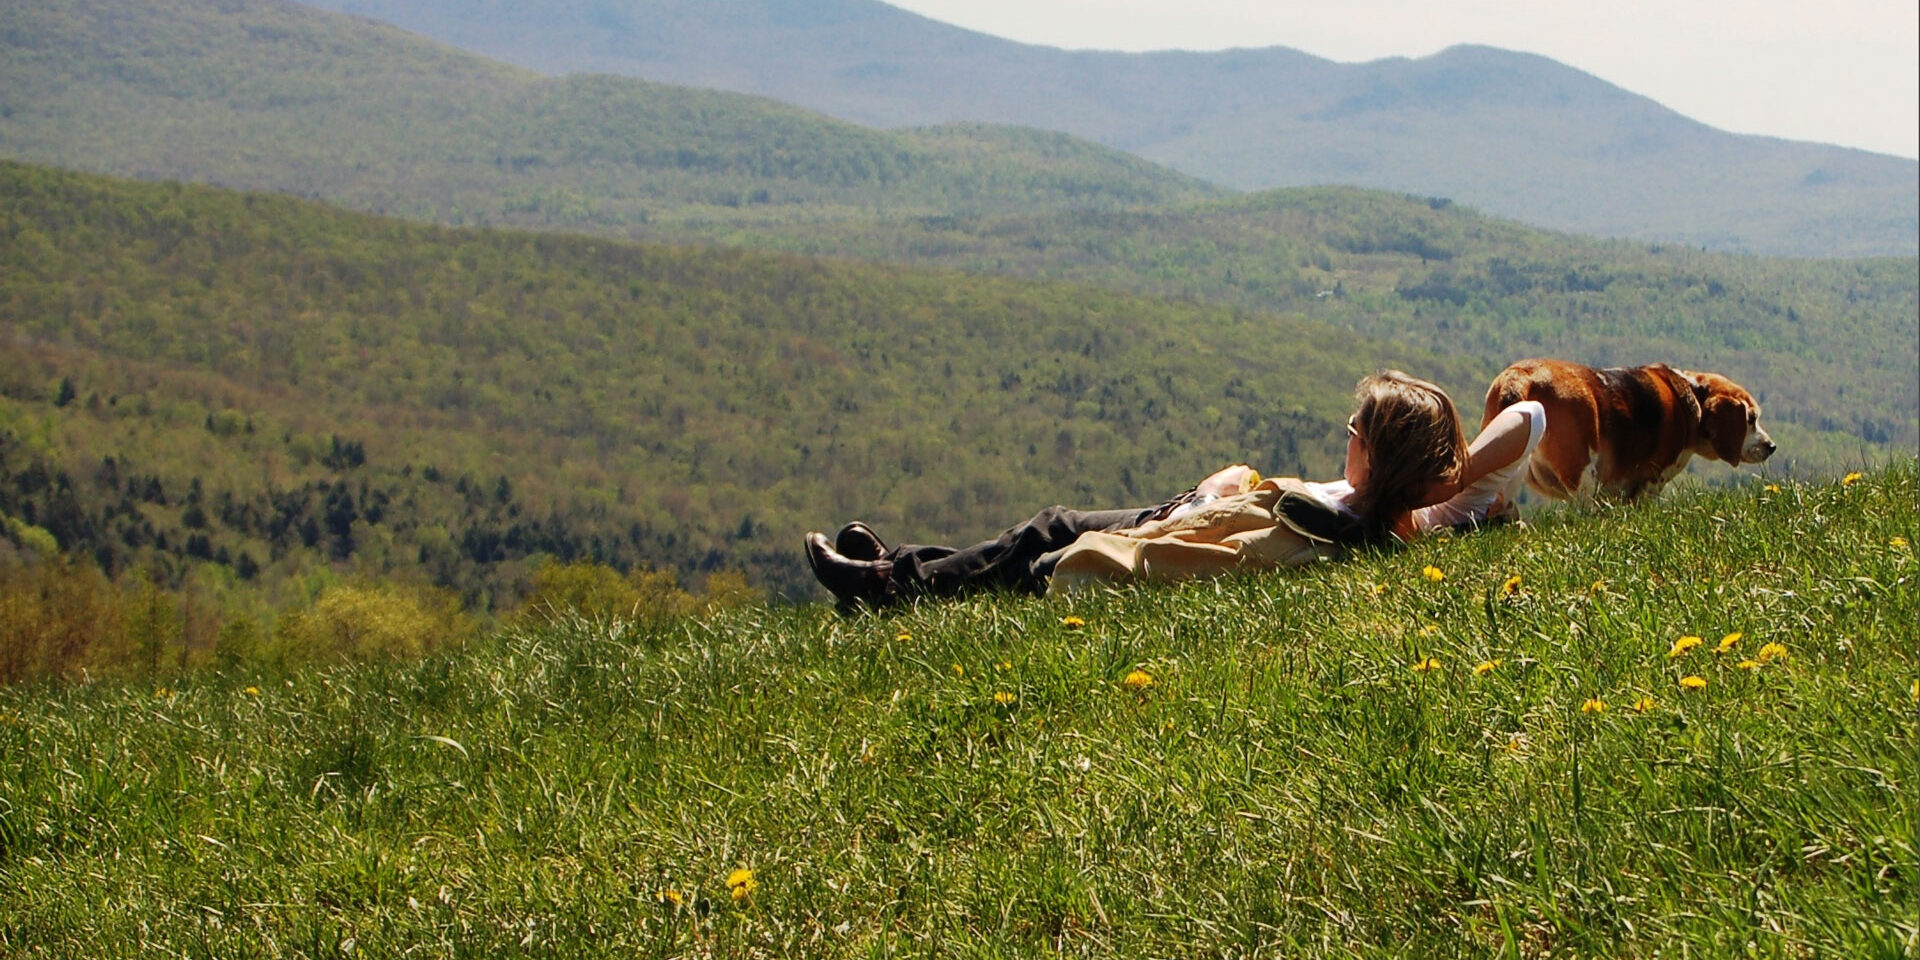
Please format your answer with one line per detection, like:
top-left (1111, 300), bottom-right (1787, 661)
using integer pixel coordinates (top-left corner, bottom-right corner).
top-left (273, 582), bottom-right (472, 667)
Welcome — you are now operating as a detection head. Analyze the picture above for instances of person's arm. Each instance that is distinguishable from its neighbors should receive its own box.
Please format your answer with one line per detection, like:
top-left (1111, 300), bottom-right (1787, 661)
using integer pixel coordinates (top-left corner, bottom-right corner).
top-left (1457, 403), bottom-right (1536, 490)
top-left (1193, 463), bottom-right (1260, 498)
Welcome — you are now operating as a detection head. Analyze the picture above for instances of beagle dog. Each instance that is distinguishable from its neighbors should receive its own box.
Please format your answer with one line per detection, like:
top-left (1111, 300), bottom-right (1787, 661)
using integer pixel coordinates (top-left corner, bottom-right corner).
top-left (1483, 358), bottom-right (1776, 501)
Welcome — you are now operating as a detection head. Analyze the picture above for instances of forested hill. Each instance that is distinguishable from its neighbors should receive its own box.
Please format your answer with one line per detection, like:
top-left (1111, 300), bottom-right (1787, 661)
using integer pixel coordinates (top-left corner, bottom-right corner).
top-left (0, 161), bottom-right (1467, 607)
top-left (297, 0), bottom-right (1919, 257)
top-left (705, 190), bottom-right (1920, 455)
top-left (0, 0), bottom-right (1219, 232)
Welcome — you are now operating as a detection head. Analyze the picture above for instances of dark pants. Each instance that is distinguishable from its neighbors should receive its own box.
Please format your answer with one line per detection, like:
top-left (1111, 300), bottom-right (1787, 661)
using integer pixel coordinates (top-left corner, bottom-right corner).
top-left (885, 505), bottom-right (1159, 600)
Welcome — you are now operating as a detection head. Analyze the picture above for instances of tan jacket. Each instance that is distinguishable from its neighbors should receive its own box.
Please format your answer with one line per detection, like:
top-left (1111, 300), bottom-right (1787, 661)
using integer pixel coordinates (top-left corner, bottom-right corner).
top-left (1044, 477), bottom-right (1350, 595)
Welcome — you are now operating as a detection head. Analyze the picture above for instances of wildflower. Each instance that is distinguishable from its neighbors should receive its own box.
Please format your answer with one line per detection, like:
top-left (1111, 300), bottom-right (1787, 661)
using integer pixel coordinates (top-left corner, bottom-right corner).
top-left (1501, 574), bottom-right (1523, 597)
top-left (1421, 565), bottom-right (1445, 583)
top-left (1632, 696), bottom-right (1656, 713)
top-left (658, 888), bottom-right (684, 907)
top-left (1474, 660), bottom-right (1500, 677)
top-left (1580, 698), bottom-right (1606, 714)
top-left (1762, 483), bottom-right (1781, 494)
top-left (1411, 657), bottom-right (1442, 674)
top-left (1589, 579), bottom-right (1608, 595)
top-left (1421, 624), bottom-right (1441, 636)
top-left (951, 663), bottom-right (964, 677)
top-left (154, 688), bottom-right (171, 700)
top-left (1060, 616), bottom-right (1085, 629)
top-left (1757, 642), bottom-right (1788, 663)
top-left (1737, 659), bottom-right (1761, 671)
top-left (1372, 583), bottom-right (1389, 596)
top-left (895, 631), bottom-right (912, 642)
top-left (1842, 472), bottom-right (1863, 486)
top-left (1714, 632), bottom-right (1742, 655)
top-left (1680, 675), bottom-right (1707, 690)
top-left (993, 691), bottom-right (1015, 706)
top-left (1668, 636), bottom-right (1703, 658)
top-left (244, 686), bottom-right (261, 697)
top-left (995, 660), bottom-right (1011, 671)
top-left (1122, 670), bottom-right (1154, 690)
top-left (1892, 537), bottom-right (1911, 550)
top-left (726, 868), bottom-right (756, 901)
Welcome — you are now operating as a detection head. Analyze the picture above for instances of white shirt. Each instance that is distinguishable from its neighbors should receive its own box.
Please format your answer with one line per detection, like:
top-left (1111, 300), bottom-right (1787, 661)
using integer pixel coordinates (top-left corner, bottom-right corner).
top-left (1299, 400), bottom-right (1546, 534)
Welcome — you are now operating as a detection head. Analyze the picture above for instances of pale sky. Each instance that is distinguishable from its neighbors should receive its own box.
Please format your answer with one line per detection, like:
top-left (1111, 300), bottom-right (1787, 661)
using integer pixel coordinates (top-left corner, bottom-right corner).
top-left (888, 0), bottom-right (1920, 159)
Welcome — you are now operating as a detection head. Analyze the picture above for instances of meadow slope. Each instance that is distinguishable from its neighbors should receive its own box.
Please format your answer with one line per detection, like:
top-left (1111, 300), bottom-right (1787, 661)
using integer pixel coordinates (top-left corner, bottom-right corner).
top-left (2, 463), bottom-right (1912, 956)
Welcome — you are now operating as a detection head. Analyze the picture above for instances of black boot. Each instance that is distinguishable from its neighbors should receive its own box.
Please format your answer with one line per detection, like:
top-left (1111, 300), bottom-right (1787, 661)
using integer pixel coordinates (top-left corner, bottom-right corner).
top-left (834, 521), bottom-right (887, 561)
top-left (804, 532), bottom-right (894, 610)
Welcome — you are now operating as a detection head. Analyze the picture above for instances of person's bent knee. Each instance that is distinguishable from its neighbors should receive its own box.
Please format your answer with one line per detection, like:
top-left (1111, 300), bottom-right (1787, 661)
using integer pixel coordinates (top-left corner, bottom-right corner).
top-left (1031, 505), bottom-right (1076, 525)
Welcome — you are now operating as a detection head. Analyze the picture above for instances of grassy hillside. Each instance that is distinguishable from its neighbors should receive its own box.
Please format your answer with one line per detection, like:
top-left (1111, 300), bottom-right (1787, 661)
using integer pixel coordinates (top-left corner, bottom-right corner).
top-left (0, 161), bottom-right (1467, 611)
top-left (298, 0), bottom-right (1920, 257)
top-left (0, 0), bottom-right (1220, 229)
top-left (1, 464), bottom-right (1912, 955)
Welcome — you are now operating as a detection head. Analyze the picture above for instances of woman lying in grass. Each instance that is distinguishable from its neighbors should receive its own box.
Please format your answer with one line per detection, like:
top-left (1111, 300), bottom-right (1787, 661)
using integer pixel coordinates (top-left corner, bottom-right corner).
top-left (804, 371), bottom-right (1545, 609)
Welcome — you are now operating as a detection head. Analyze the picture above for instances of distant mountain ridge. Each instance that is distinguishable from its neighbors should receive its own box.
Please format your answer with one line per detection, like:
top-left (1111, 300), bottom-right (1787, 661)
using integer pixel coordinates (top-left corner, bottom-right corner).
top-left (300, 0), bottom-right (1919, 257)
top-left (0, 0), bottom-right (1219, 232)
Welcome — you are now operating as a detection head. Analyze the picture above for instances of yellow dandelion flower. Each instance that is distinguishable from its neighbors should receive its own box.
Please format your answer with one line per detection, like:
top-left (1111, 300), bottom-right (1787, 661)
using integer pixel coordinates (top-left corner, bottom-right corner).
top-left (1762, 483), bottom-right (1780, 494)
top-left (1411, 656), bottom-right (1442, 674)
top-left (1668, 635), bottom-right (1703, 658)
top-left (1737, 659), bottom-right (1761, 671)
top-left (1060, 616), bottom-right (1086, 629)
top-left (1372, 583), bottom-right (1389, 595)
top-left (1580, 698), bottom-right (1606, 714)
top-left (726, 868), bottom-right (756, 901)
top-left (1122, 670), bottom-right (1155, 690)
top-left (1892, 537), bottom-right (1911, 550)
top-left (1757, 642), bottom-right (1788, 663)
top-left (154, 688), bottom-right (171, 700)
top-left (895, 631), bottom-right (912, 642)
top-left (1501, 574), bottom-right (1523, 597)
top-left (951, 663), bottom-right (964, 677)
top-left (1714, 632), bottom-right (1742, 654)
top-left (1474, 660), bottom-right (1500, 676)
top-left (1589, 579), bottom-right (1608, 595)
top-left (993, 691), bottom-right (1015, 706)
top-left (996, 660), bottom-right (1012, 671)
top-left (658, 888), bottom-right (684, 907)
top-left (1421, 565), bottom-right (1445, 583)
top-left (1421, 624), bottom-right (1442, 636)
top-left (1680, 675), bottom-right (1707, 690)
top-left (244, 686), bottom-right (261, 697)
top-left (1842, 471), bottom-right (1863, 485)
top-left (1632, 696), bottom-right (1656, 713)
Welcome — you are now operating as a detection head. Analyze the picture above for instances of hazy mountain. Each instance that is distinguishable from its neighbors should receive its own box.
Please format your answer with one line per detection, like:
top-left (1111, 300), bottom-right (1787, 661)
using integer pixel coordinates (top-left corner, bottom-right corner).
top-left (0, 0), bottom-right (1219, 232)
top-left (299, 0), bottom-right (1919, 257)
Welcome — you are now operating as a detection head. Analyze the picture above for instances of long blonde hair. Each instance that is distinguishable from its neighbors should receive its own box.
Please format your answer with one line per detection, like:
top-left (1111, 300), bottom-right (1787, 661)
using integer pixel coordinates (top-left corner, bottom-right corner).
top-left (1348, 371), bottom-right (1468, 544)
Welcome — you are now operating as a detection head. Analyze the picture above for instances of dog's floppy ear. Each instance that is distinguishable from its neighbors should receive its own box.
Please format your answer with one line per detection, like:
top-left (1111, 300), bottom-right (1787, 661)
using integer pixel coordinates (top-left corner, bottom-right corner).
top-left (1700, 395), bottom-right (1748, 464)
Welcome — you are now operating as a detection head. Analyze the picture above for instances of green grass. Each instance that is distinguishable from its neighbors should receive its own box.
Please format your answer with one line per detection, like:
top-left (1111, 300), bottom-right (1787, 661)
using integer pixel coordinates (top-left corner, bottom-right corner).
top-left (1, 463), bottom-right (1914, 956)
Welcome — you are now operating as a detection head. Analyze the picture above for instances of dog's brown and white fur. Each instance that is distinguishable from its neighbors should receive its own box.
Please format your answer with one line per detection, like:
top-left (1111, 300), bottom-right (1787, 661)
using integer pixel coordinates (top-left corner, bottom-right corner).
top-left (1483, 359), bottom-right (1776, 501)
